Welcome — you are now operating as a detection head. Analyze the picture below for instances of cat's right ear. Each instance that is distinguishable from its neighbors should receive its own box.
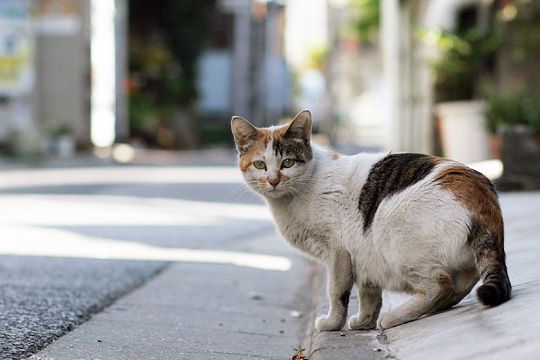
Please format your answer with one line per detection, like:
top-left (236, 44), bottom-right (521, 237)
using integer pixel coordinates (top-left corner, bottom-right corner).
top-left (231, 116), bottom-right (258, 153)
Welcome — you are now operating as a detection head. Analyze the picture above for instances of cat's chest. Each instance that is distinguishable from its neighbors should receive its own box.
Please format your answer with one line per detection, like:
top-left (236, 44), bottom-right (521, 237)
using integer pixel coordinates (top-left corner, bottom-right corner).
top-left (269, 199), bottom-right (338, 259)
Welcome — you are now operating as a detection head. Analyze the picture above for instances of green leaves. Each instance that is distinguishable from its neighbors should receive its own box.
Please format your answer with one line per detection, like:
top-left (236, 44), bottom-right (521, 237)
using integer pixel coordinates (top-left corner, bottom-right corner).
top-left (486, 90), bottom-right (540, 134)
top-left (349, 0), bottom-right (380, 43)
top-left (419, 27), bottom-right (500, 102)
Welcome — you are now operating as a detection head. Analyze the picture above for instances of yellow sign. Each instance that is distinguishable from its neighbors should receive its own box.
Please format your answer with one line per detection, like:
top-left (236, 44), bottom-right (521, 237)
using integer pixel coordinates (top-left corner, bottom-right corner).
top-left (0, 0), bottom-right (34, 96)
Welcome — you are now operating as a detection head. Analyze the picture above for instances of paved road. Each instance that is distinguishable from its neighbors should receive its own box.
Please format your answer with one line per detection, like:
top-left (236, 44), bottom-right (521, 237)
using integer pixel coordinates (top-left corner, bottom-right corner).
top-left (0, 256), bottom-right (163, 359)
top-left (0, 161), bottom-right (316, 359)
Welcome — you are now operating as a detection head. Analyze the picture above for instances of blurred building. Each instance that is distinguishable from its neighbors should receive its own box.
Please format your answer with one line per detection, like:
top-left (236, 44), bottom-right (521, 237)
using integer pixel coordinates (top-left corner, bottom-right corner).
top-left (127, 0), bottom-right (291, 149)
top-left (197, 0), bottom-right (291, 127)
top-left (382, 0), bottom-right (539, 158)
top-left (3, 0), bottom-right (533, 156)
top-left (316, 0), bottom-right (539, 160)
top-left (0, 0), bottom-right (127, 155)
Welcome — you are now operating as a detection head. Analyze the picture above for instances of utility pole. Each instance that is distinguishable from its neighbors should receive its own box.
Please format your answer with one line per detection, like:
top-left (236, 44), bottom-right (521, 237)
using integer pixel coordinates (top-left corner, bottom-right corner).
top-left (224, 0), bottom-right (285, 126)
top-left (381, 0), bottom-right (401, 151)
top-left (231, 0), bottom-right (252, 120)
top-left (250, 1), bottom-right (267, 126)
top-left (115, 0), bottom-right (129, 142)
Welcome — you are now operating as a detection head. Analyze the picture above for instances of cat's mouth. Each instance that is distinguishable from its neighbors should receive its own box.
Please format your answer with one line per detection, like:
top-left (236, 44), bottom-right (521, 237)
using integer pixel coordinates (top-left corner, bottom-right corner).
top-left (264, 188), bottom-right (287, 198)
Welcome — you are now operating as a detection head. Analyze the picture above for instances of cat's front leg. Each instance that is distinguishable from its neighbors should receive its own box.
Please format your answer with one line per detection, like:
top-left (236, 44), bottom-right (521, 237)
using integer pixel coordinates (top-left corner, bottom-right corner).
top-left (315, 249), bottom-right (353, 331)
top-left (348, 282), bottom-right (382, 330)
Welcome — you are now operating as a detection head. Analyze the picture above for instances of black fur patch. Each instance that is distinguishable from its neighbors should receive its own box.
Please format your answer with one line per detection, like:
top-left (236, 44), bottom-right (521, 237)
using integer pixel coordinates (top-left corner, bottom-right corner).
top-left (272, 138), bottom-right (312, 161)
top-left (358, 153), bottom-right (437, 232)
top-left (477, 265), bottom-right (511, 306)
top-left (339, 290), bottom-right (351, 308)
top-left (467, 219), bottom-right (503, 261)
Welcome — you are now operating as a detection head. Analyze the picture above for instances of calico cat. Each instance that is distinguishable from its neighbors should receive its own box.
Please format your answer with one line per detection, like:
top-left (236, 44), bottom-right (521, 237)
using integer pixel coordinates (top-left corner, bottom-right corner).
top-left (231, 110), bottom-right (511, 331)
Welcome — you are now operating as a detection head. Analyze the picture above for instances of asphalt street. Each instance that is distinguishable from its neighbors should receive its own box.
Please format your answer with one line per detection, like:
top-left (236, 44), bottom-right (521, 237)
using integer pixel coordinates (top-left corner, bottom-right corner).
top-left (0, 256), bottom-right (163, 359)
top-left (0, 158), bottom-right (316, 359)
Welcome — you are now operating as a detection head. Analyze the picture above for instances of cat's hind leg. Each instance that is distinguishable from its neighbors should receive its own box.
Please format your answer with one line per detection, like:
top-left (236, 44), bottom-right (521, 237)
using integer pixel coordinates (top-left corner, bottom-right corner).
top-left (315, 249), bottom-right (354, 331)
top-left (377, 273), bottom-right (454, 330)
top-left (430, 270), bottom-right (479, 313)
top-left (348, 282), bottom-right (382, 330)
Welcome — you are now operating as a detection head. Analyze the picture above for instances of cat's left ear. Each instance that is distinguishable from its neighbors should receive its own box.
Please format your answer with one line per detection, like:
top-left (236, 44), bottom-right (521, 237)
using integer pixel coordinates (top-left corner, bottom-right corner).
top-left (285, 110), bottom-right (312, 141)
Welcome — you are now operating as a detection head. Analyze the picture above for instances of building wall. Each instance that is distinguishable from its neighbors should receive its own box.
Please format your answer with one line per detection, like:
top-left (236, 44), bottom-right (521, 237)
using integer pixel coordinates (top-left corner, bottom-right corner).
top-left (34, 0), bottom-right (90, 146)
top-left (0, 0), bottom-right (90, 151)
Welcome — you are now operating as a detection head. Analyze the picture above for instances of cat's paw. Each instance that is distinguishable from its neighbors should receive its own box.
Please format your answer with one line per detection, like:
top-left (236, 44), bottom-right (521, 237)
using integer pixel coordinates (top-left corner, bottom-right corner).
top-left (377, 313), bottom-right (398, 331)
top-left (315, 314), bottom-right (344, 331)
top-left (347, 314), bottom-right (377, 330)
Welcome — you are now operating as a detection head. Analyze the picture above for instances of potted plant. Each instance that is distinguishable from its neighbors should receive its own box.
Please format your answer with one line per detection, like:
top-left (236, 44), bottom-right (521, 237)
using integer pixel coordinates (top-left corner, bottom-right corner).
top-left (486, 90), bottom-right (540, 190)
top-left (423, 28), bottom-right (499, 163)
top-left (43, 123), bottom-right (75, 158)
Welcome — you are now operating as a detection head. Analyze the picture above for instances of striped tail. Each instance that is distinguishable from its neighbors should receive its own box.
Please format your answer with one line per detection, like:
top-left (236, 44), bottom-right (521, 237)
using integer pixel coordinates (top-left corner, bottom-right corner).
top-left (470, 220), bottom-right (512, 306)
top-left (477, 264), bottom-right (511, 306)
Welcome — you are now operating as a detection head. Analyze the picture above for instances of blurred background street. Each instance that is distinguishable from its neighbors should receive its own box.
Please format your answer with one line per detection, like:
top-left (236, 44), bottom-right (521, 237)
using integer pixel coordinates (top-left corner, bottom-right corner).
top-left (0, 0), bottom-right (539, 359)
top-left (0, 152), bottom-right (318, 359)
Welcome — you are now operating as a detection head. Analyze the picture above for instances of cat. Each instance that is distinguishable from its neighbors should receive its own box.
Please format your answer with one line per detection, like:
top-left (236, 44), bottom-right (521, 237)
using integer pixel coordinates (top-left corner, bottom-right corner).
top-left (231, 110), bottom-right (511, 331)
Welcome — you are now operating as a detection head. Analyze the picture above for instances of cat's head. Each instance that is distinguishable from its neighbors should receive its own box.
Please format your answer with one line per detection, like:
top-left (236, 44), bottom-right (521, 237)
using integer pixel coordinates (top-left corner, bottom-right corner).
top-left (231, 110), bottom-right (313, 199)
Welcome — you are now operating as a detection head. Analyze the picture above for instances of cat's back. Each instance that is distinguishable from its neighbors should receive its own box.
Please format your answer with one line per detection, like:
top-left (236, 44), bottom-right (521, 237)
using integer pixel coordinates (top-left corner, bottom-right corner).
top-left (312, 150), bottom-right (496, 227)
top-left (311, 148), bottom-right (387, 196)
top-left (355, 153), bottom-right (501, 254)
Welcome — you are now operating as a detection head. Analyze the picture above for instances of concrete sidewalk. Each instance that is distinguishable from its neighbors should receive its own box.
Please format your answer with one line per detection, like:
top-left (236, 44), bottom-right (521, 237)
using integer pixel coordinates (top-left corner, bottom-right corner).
top-left (32, 233), bottom-right (318, 360)
top-left (309, 192), bottom-right (540, 360)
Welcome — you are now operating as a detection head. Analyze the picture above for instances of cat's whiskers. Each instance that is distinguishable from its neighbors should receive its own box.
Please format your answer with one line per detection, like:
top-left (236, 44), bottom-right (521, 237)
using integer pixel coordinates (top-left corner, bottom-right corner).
top-left (227, 183), bottom-right (251, 200)
top-left (246, 180), bottom-right (267, 194)
top-left (231, 185), bottom-right (254, 200)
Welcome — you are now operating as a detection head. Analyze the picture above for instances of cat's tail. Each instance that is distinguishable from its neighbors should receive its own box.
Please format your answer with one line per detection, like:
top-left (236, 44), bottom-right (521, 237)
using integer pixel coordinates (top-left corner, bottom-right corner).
top-left (477, 264), bottom-right (511, 306)
top-left (471, 220), bottom-right (512, 306)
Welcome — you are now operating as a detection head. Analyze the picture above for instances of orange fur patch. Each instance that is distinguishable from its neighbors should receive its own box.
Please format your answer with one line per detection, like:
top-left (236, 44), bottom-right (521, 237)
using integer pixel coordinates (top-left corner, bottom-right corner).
top-left (238, 125), bottom-right (289, 171)
top-left (429, 156), bottom-right (446, 165)
top-left (330, 151), bottom-right (340, 160)
top-left (438, 275), bottom-right (454, 289)
top-left (239, 131), bottom-right (268, 171)
top-left (435, 166), bottom-right (504, 244)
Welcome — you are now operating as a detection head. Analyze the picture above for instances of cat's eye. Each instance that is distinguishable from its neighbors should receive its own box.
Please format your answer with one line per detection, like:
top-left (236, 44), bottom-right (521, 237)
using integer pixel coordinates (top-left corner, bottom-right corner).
top-left (253, 160), bottom-right (266, 170)
top-left (281, 158), bottom-right (296, 168)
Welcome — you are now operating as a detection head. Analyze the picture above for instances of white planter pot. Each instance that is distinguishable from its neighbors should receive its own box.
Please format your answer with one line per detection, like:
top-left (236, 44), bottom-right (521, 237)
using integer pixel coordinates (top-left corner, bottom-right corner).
top-left (436, 100), bottom-right (490, 163)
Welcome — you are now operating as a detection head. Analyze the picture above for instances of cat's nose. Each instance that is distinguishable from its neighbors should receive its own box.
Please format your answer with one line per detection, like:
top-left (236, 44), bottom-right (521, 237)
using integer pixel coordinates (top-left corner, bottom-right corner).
top-left (269, 178), bottom-right (280, 188)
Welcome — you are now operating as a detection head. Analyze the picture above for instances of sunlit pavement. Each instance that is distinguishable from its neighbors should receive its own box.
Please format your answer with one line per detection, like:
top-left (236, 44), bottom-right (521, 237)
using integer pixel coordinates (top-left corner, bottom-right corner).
top-left (0, 161), bottom-right (316, 359)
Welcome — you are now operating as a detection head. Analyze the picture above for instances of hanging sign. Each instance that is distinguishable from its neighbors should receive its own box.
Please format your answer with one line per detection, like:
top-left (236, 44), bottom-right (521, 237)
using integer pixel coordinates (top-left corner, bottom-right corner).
top-left (0, 0), bottom-right (34, 96)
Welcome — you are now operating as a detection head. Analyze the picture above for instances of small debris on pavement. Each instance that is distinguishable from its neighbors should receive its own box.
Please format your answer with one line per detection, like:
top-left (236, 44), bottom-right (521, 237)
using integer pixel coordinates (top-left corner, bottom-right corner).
top-left (97, 339), bottom-right (102, 343)
top-left (249, 292), bottom-right (263, 300)
top-left (279, 330), bottom-right (285, 334)
top-left (290, 310), bottom-right (302, 318)
top-left (372, 347), bottom-right (382, 352)
top-left (292, 347), bottom-right (308, 360)
top-left (281, 318), bottom-right (286, 323)
top-left (340, 332), bottom-right (346, 337)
